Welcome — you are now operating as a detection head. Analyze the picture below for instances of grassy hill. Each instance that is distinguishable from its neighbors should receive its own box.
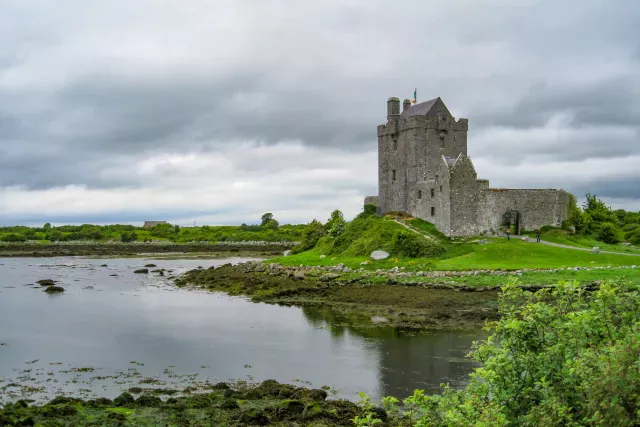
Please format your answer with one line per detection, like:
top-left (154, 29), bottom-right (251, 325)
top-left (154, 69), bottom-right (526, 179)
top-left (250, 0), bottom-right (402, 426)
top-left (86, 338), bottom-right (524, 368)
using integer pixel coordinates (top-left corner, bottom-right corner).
top-left (272, 213), bottom-right (640, 271)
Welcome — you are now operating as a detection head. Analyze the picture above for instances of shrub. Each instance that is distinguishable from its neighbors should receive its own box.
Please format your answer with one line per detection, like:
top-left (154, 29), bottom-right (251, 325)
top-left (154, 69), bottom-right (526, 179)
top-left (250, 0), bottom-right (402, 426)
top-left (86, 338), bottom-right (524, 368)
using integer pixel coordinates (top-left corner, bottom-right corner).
top-left (598, 222), bottom-right (623, 244)
top-left (391, 232), bottom-right (445, 258)
top-left (0, 233), bottom-right (27, 242)
top-left (121, 231), bottom-right (138, 243)
top-left (362, 204), bottom-right (378, 216)
top-left (291, 220), bottom-right (325, 254)
top-left (363, 279), bottom-right (640, 426)
top-left (627, 230), bottom-right (640, 245)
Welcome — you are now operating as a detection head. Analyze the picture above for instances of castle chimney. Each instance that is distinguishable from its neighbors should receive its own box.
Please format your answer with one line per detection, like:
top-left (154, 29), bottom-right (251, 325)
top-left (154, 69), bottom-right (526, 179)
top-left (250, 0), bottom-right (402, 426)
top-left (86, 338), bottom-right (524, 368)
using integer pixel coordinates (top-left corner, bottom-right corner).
top-left (403, 99), bottom-right (411, 111)
top-left (387, 97), bottom-right (400, 120)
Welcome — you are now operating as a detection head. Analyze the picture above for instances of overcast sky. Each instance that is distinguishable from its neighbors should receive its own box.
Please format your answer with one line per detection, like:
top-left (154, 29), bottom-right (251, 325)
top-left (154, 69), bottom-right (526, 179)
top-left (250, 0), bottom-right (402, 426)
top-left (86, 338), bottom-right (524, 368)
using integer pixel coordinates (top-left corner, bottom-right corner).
top-left (1, 0), bottom-right (639, 226)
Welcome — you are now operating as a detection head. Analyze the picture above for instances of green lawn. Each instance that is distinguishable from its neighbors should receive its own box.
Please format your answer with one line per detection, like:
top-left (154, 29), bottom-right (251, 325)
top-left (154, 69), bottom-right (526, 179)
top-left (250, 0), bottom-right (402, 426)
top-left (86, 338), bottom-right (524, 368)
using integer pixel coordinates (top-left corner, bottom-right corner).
top-left (272, 238), bottom-right (639, 272)
top-left (523, 230), bottom-right (640, 254)
top-left (435, 238), bottom-right (639, 270)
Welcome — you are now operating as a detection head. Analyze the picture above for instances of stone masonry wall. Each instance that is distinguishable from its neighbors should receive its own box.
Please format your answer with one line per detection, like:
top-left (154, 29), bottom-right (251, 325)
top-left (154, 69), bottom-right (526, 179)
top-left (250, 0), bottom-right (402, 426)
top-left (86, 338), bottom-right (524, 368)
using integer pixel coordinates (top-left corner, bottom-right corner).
top-left (448, 157), bottom-right (480, 236)
top-left (477, 189), bottom-right (571, 234)
top-left (378, 112), bottom-right (468, 217)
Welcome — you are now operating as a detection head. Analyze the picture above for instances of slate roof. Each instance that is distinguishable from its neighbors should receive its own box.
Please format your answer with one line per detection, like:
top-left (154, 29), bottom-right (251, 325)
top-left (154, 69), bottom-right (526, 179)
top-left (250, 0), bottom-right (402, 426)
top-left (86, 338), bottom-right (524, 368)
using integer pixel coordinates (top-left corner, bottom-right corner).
top-left (400, 97), bottom-right (439, 118)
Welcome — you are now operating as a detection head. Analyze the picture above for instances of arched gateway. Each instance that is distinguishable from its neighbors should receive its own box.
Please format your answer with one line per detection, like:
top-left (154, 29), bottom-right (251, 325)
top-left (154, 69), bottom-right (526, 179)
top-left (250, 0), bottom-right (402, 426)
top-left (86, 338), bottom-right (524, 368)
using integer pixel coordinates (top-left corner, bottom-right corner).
top-left (502, 210), bottom-right (520, 235)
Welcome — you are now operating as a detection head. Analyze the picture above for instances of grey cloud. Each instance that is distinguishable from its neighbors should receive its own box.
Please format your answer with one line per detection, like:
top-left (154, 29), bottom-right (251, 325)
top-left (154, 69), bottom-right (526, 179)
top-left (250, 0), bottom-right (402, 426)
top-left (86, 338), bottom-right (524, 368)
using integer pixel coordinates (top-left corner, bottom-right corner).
top-left (571, 178), bottom-right (640, 201)
top-left (471, 77), bottom-right (640, 130)
top-left (0, 0), bottom-right (639, 215)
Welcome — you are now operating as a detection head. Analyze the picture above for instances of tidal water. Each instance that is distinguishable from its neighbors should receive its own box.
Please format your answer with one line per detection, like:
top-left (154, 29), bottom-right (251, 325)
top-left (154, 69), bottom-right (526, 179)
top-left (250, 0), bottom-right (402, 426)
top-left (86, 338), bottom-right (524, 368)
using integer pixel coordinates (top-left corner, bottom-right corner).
top-left (0, 257), bottom-right (484, 403)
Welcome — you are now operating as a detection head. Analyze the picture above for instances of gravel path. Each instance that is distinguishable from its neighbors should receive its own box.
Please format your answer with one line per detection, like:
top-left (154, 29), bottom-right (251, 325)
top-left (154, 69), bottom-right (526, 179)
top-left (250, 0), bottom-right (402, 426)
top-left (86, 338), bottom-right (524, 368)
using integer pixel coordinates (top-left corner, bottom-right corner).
top-left (501, 234), bottom-right (640, 257)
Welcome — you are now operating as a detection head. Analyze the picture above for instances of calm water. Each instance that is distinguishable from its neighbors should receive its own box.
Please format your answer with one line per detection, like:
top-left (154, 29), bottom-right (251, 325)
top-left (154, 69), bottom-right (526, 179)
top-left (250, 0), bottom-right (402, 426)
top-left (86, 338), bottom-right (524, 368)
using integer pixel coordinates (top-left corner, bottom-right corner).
top-left (0, 257), bottom-right (484, 403)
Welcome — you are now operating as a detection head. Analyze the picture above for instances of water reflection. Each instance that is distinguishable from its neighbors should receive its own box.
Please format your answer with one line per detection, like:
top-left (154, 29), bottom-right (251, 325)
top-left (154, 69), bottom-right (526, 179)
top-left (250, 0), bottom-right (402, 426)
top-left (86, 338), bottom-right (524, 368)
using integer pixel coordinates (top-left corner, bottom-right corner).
top-left (300, 305), bottom-right (484, 399)
top-left (0, 257), bottom-right (485, 403)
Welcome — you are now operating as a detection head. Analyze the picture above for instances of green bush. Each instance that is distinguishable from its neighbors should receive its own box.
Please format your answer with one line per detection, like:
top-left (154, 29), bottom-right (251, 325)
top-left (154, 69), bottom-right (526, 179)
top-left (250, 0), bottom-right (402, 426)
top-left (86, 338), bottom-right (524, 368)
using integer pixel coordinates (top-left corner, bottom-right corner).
top-left (0, 233), bottom-right (27, 242)
top-left (362, 204), bottom-right (378, 216)
top-left (598, 222), bottom-right (623, 244)
top-left (627, 230), bottom-right (640, 245)
top-left (391, 233), bottom-right (445, 258)
top-left (291, 220), bottom-right (326, 254)
top-left (120, 231), bottom-right (138, 243)
top-left (362, 279), bottom-right (640, 426)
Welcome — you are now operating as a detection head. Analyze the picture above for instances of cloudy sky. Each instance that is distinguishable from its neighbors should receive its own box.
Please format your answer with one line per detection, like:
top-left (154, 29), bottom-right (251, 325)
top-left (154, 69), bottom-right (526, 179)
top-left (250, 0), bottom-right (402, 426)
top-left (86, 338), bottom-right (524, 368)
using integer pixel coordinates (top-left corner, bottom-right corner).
top-left (1, 0), bottom-right (639, 226)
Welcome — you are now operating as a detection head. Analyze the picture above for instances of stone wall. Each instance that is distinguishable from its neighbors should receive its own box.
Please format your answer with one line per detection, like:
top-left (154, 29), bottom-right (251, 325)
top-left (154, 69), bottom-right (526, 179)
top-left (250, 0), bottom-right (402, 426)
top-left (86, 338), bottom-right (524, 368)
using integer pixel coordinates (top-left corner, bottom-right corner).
top-left (374, 96), bottom-right (571, 237)
top-left (377, 109), bottom-right (468, 218)
top-left (364, 196), bottom-right (379, 207)
top-left (448, 156), bottom-right (480, 236)
top-left (477, 189), bottom-right (571, 234)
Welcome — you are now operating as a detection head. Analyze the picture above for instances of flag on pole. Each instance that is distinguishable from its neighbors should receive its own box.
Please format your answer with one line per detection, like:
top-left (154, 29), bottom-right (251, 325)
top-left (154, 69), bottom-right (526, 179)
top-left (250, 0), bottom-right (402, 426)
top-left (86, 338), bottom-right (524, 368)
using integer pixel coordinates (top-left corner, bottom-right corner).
top-left (412, 88), bottom-right (417, 104)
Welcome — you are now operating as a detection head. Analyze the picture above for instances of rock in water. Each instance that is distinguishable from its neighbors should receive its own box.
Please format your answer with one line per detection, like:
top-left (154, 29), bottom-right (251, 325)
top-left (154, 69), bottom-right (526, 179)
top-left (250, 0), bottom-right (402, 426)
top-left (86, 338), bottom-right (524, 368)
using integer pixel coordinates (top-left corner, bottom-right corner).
top-left (44, 286), bottom-right (64, 293)
top-left (370, 250), bottom-right (390, 260)
top-left (36, 279), bottom-right (56, 286)
top-left (134, 269), bottom-right (149, 274)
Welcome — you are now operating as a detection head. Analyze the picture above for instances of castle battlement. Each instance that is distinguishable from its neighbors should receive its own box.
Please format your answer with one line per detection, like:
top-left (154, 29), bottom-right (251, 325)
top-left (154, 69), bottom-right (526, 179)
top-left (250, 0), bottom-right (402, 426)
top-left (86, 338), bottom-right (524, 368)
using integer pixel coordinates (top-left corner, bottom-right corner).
top-left (365, 96), bottom-right (570, 236)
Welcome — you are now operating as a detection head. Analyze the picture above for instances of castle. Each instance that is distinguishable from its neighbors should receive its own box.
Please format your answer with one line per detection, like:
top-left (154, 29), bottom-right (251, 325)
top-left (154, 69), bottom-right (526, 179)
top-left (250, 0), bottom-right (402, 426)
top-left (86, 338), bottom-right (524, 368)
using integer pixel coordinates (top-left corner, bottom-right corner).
top-left (364, 96), bottom-right (571, 236)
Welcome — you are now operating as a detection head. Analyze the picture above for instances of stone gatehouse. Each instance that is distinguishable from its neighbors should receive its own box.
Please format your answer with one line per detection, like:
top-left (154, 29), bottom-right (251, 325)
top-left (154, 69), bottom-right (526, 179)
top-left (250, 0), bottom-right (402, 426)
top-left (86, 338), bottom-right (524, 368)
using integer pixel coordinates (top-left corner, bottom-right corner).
top-left (364, 96), bottom-right (570, 236)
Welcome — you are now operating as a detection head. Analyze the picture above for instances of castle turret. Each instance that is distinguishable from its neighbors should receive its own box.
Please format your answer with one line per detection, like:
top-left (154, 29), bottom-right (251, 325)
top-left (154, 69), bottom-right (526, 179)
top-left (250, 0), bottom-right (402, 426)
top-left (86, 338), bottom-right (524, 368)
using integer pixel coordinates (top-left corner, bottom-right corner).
top-left (387, 97), bottom-right (400, 120)
top-left (403, 99), bottom-right (411, 111)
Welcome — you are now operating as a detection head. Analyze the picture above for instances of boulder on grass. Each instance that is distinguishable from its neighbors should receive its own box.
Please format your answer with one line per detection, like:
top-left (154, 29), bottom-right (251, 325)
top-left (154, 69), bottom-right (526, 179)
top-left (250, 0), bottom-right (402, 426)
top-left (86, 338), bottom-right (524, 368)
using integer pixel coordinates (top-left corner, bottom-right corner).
top-left (370, 250), bottom-right (389, 260)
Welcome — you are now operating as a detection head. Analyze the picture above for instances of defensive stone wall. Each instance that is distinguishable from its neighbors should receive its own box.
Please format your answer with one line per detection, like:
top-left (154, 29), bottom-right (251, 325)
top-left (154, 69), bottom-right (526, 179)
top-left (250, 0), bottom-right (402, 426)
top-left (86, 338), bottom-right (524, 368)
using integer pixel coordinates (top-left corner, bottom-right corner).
top-left (371, 96), bottom-right (571, 237)
top-left (477, 189), bottom-right (571, 234)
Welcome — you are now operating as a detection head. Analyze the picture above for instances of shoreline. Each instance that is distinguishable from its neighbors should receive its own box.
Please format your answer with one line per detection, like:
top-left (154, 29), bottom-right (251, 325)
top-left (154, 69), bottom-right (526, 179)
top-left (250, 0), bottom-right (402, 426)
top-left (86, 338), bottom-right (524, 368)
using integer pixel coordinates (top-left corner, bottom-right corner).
top-left (0, 379), bottom-right (367, 426)
top-left (175, 261), bottom-right (501, 331)
top-left (0, 243), bottom-right (291, 258)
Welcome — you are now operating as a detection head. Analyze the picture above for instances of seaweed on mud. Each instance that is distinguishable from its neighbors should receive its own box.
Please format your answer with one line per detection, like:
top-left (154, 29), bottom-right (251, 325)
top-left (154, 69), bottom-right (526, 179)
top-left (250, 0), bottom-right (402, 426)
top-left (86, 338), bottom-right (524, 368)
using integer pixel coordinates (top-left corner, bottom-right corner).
top-left (0, 379), bottom-right (369, 426)
top-left (176, 263), bottom-right (499, 330)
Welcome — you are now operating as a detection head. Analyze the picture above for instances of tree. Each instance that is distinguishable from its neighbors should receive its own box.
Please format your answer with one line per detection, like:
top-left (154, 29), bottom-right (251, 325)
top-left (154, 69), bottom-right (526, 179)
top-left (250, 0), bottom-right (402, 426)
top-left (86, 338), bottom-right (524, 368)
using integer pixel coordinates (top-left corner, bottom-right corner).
top-left (598, 222), bottom-right (623, 244)
top-left (326, 209), bottom-right (346, 238)
top-left (43, 223), bottom-right (52, 231)
top-left (260, 213), bottom-right (274, 226)
top-left (264, 219), bottom-right (279, 230)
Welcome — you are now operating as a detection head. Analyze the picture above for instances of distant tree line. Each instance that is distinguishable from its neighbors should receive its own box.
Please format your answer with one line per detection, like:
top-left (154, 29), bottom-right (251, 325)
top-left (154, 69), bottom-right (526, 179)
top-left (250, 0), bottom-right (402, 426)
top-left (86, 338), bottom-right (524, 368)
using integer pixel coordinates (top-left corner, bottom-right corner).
top-left (0, 213), bottom-right (305, 244)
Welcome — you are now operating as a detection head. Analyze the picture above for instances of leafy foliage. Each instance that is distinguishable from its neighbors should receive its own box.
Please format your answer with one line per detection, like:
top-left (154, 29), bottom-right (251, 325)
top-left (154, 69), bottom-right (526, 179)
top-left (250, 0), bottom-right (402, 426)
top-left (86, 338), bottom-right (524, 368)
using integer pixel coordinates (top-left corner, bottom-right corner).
top-left (291, 219), bottom-right (326, 254)
top-left (598, 221), bottom-right (623, 244)
top-left (0, 220), bottom-right (303, 244)
top-left (360, 278), bottom-right (640, 426)
top-left (391, 233), bottom-right (445, 258)
top-left (326, 210), bottom-right (347, 238)
top-left (564, 192), bottom-right (638, 246)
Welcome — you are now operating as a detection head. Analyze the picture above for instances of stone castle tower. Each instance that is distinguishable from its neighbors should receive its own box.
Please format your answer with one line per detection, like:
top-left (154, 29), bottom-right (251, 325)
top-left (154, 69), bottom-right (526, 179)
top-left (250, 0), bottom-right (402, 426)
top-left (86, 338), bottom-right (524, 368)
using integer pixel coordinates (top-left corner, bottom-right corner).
top-left (365, 96), bottom-right (570, 236)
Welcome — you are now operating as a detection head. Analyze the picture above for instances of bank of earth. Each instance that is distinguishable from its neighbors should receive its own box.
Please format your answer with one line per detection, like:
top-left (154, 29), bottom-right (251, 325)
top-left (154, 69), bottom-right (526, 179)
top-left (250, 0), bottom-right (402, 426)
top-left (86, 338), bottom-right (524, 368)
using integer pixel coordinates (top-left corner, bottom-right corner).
top-left (0, 380), bottom-right (371, 427)
top-left (176, 256), bottom-right (640, 330)
top-left (0, 243), bottom-right (288, 258)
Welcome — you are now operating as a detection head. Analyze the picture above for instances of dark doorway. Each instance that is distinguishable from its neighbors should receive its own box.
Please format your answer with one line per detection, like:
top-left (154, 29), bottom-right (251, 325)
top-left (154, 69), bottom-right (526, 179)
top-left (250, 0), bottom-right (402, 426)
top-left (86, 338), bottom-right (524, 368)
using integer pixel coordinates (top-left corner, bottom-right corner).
top-left (502, 210), bottom-right (520, 235)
